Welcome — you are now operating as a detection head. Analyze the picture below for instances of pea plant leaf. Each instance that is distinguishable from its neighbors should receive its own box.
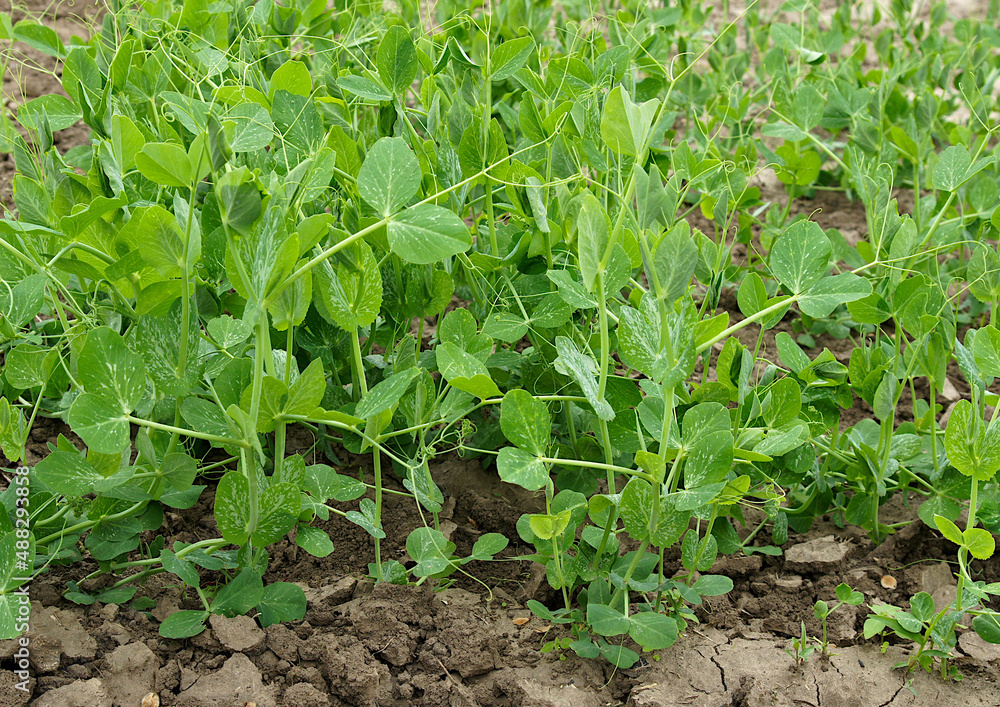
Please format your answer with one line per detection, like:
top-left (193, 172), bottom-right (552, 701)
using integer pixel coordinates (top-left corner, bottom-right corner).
top-left (553, 337), bottom-right (613, 420)
top-left (376, 25), bottom-right (417, 96)
top-left (357, 137), bottom-right (421, 217)
top-left (500, 389), bottom-right (550, 456)
top-left (312, 240), bottom-right (383, 331)
top-left (944, 400), bottom-right (1000, 481)
top-left (770, 220), bottom-right (831, 295)
top-left (600, 85), bottom-right (659, 157)
top-left (489, 37), bottom-right (534, 81)
top-left (576, 194), bottom-right (608, 293)
top-left (387, 204), bottom-right (472, 264)
top-left (497, 447), bottom-right (548, 491)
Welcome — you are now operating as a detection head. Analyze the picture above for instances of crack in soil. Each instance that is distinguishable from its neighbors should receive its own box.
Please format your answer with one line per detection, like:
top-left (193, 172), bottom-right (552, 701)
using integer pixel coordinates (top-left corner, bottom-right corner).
top-left (710, 644), bottom-right (728, 693)
top-left (879, 680), bottom-right (907, 707)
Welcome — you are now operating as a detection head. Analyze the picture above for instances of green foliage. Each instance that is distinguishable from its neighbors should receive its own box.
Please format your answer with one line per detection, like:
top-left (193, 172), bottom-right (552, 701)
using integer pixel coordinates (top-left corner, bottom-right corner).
top-left (2, 0), bottom-right (1000, 673)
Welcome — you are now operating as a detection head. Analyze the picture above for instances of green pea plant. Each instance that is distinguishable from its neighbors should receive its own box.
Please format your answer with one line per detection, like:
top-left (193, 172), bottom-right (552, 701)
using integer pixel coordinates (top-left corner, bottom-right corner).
top-left (0, 0), bottom-right (998, 677)
top-left (864, 333), bottom-right (1000, 680)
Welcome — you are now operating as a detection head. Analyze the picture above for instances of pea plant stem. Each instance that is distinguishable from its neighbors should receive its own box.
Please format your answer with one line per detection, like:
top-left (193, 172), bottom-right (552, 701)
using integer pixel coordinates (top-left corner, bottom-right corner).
top-left (35, 501), bottom-right (146, 547)
top-left (350, 326), bottom-right (384, 581)
top-left (126, 415), bottom-right (248, 448)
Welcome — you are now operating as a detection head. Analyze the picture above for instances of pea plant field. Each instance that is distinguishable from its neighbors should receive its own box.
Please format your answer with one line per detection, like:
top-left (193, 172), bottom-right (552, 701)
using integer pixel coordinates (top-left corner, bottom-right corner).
top-left (1, 0), bottom-right (1000, 704)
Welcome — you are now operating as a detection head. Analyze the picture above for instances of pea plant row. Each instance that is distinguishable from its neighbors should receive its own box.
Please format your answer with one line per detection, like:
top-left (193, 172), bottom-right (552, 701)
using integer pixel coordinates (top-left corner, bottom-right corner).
top-left (0, 0), bottom-right (998, 677)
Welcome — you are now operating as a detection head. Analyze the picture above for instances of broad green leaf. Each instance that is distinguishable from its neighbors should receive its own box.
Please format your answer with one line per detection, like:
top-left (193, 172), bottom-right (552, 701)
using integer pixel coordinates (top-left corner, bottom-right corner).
top-left (388, 204), bottom-right (472, 264)
top-left (305, 464), bottom-right (366, 502)
top-left (356, 367), bottom-right (421, 419)
top-left (13, 20), bottom-right (63, 56)
top-left (973, 614), bottom-right (1000, 644)
top-left (489, 37), bottom-right (534, 81)
top-left (136, 205), bottom-right (200, 279)
top-left (497, 446), bottom-right (548, 491)
top-left (5, 344), bottom-right (56, 389)
top-left (180, 398), bottom-right (231, 441)
top-left (500, 389), bottom-right (549, 456)
top-left (215, 470), bottom-right (252, 545)
top-left (755, 421), bottom-right (809, 457)
top-left (312, 239), bottom-right (383, 331)
top-left (0, 273), bottom-right (46, 330)
top-left (763, 378), bottom-right (800, 428)
top-left (470, 533), bottom-right (509, 559)
top-left (933, 145), bottom-right (971, 192)
top-left (798, 273), bottom-right (872, 318)
top-left (0, 399), bottom-right (27, 463)
top-left (160, 549), bottom-right (200, 588)
top-left (159, 453), bottom-right (197, 494)
top-left (528, 510), bottom-right (571, 540)
top-left (547, 269), bottom-right (597, 309)
top-left (964, 528), bottom-right (995, 560)
top-left (35, 451), bottom-right (105, 497)
top-left (587, 603), bottom-right (629, 637)
top-left (770, 220), bottom-right (830, 295)
top-left (934, 514), bottom-right (964, 546)
top-left (271, 90), bottom-right (323, 167)
top-left (482, 312), bottom-right (528, 342)
top-left (357, 137), bottom-right (421, 217)
top-left (159, 92), bottom-right (209, 133)
top-left (211, 569), bottom-right (264, 616)
top-left (692, 574), bottom-right (734, 597)
top-left (225, 103), bottom-right (274, 152)
top-left (848, 292), bottom-right (892, 325)
top-left (599, 643), bottom-right (639, 668)
top-left (240, 375), bottom-right (287, 433)
top-left (207, 315), bottom-right (253, 349)
top-left (345, 498), bottom-right (385, 539)
top-left (600, 86), bottom-right (659, 157)
top-left (685, 430), bottom-right (733, 488)
top-left (792, 83), bottom-right (824, 130)
top-left (136, 143), bottom-right (192, 188)
top-left (285, 359), bottom-right (325, 417)
top-left (215, 171), bottom-right (262, 236)
top-left (130, 303), bottom-right (202, 397)
top-left (973, 325), bottom-right (1000, 378)
top-left (650, 221), bottom-right (698, 305)
top-left (944, 400), bottom-right (1000, 481)
top-left (250, 483), bottom-right (300, 547)
top-left (337, 75), bottom-right (392, 101)
top-left (909, 592), bottom-right (935, 623)
top-left (159, 610), bottom-right (207, 638)
top-left (525, 176), bottom-right (549, 233)
top-left (406, 527), bottom-right (456, 577)
top-left (256, 582), bottom-right (306, 628)
top-left (436, 341), bottom-right (500, 399)
top-left (969, 244), bottom-right (1000, 303)
top-left (873, 372), bottom-right (897, 423)
top-left (17, 95), bottom-right (79, 131)
top-left (78, 327), bottom-right (146, 410)
top-left (377, 25), bottom-right (417, 95)
top-left (269, 60), bottom-right (312, 101)
top-left (620, 478), bottom-right (654, 542)
top-left (67, 393), bottom-right (130, 454)
top-left (576, 194), bottom-right (608, 293)
top-left (650, 499), bottom-right (690, 550)
top-left (628, 612), bottom-right (678, 651)
top-left (634, 163), bottom-right (670, 231)
top-left (553, 336), bottom-right (613, 420)
top-left (296, 525), bottom-right (334, 557)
